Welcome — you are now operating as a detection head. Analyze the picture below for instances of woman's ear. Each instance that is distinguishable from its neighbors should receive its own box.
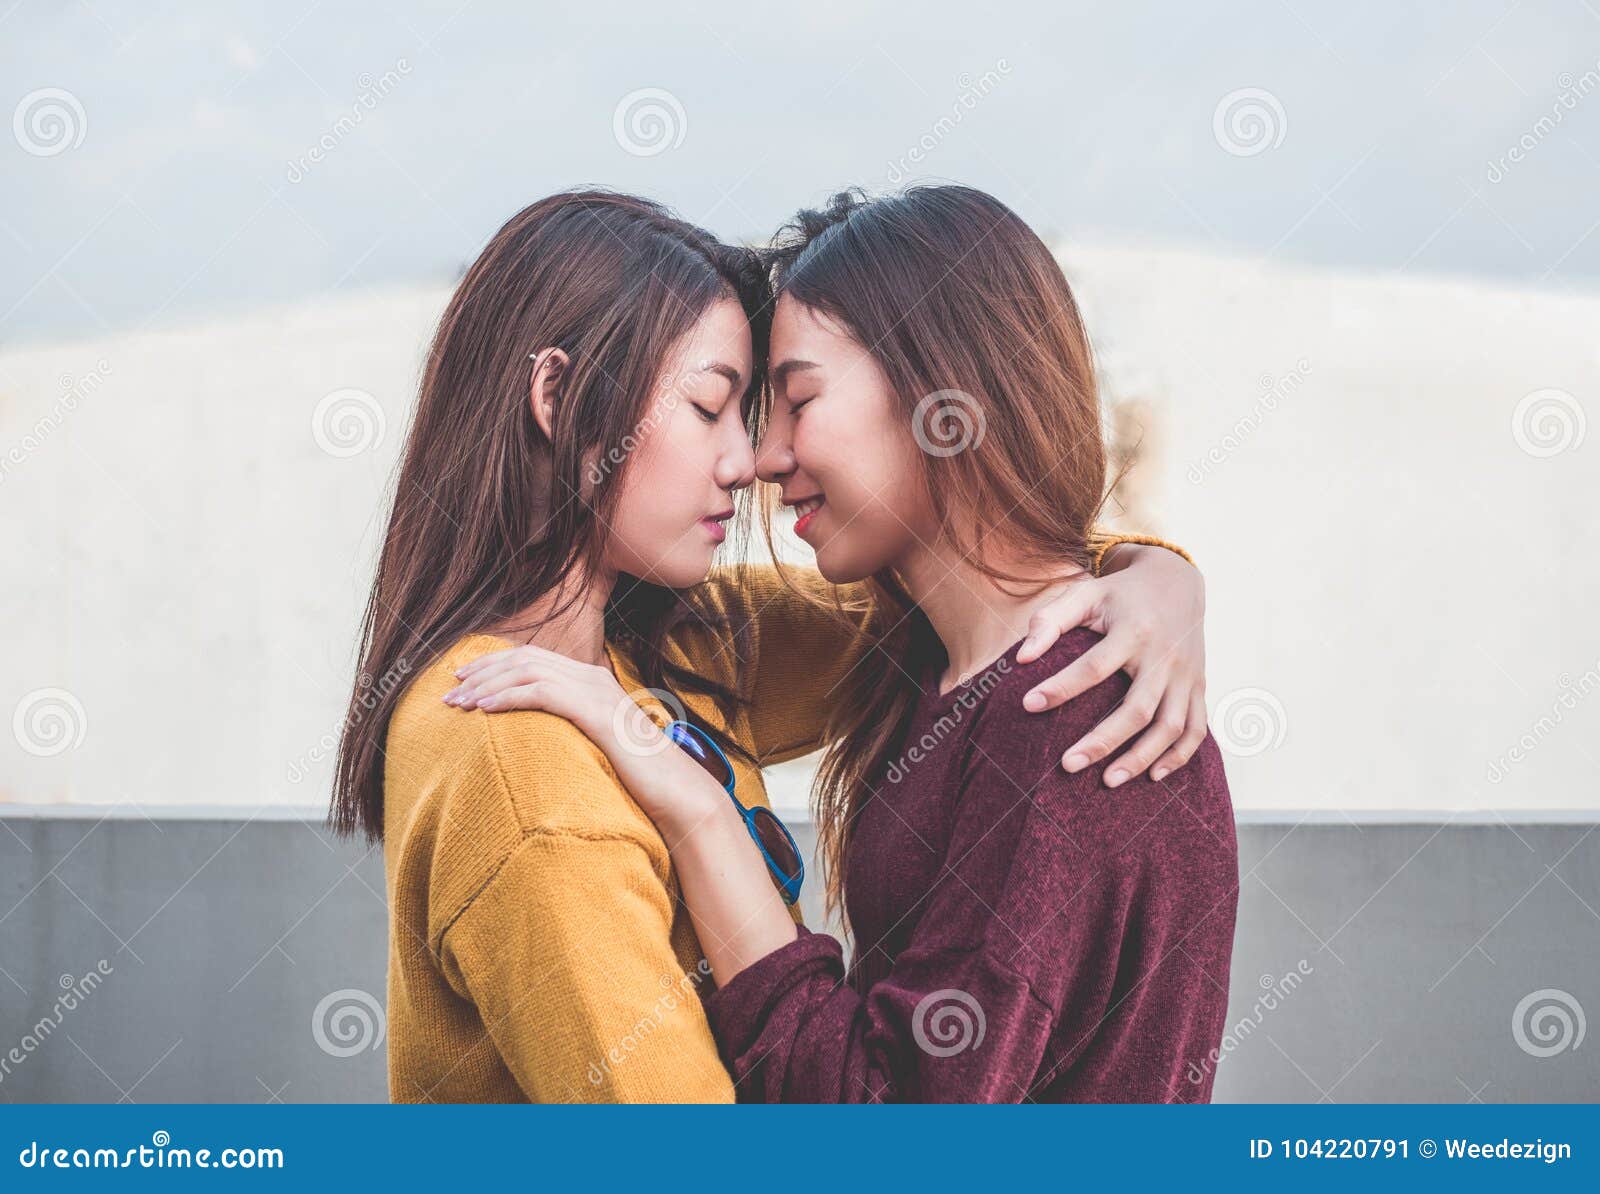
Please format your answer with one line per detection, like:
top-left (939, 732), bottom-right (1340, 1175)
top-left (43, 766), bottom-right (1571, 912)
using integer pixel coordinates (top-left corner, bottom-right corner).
top-left (528, 347), bottom-right (571, 441)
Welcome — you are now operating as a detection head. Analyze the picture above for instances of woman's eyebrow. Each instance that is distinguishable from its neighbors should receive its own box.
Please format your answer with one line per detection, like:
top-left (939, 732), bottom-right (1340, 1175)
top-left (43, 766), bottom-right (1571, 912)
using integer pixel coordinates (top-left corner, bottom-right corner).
top-left (694, 360), bottom-right (744, 392)
top-left (770, 358), bottom-right (819, 386)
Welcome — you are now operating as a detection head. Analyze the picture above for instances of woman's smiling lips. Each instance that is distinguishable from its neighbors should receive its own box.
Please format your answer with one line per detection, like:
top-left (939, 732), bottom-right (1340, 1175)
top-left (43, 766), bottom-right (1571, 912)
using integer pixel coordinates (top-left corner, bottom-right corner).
top-left (700, 509), bottom-right (734, 544)
top-left (787, 494), bottom-right (826, 538)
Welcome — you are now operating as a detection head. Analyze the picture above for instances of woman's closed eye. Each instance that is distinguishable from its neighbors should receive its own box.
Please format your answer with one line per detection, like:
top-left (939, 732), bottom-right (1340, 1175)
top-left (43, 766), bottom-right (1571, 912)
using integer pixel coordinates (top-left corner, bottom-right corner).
top-left (692, 402), bottom-right (720, 424)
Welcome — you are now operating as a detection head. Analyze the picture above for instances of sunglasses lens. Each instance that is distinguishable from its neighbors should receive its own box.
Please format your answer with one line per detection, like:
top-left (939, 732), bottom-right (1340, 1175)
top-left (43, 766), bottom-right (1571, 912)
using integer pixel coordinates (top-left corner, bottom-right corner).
top-left (666, 722), bottom-right (733, 789)
top-left (749, 808), bottom-right (802, 880)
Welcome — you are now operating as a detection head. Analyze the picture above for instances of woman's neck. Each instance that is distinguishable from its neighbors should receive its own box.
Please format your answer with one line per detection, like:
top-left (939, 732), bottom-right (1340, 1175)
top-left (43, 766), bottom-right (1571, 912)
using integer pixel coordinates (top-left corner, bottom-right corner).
top-left (897, 539), bottom-right (1086, 696)
top-left (487, 568), bottom-right (615, 670)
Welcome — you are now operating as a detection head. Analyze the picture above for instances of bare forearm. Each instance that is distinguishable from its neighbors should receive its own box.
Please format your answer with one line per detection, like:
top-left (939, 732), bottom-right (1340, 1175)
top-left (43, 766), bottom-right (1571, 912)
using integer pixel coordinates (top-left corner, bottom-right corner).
top-left (599, 714), bottom-right (799, 985)
top-left (664, 799), bottom-right (799, 985)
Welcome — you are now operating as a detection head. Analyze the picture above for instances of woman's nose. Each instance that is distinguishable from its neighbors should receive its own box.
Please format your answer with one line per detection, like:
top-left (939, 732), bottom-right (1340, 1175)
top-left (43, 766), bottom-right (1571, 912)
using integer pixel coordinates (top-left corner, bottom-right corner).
top-left (755, 424), bottom-right (794, 483)
top-left (717, 427), bottom-right (758, 491)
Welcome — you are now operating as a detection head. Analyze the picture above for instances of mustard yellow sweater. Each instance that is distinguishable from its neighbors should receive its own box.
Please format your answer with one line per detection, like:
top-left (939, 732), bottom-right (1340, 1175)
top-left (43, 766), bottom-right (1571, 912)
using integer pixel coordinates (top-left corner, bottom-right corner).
top-left (382, 536), bottom-right (1183, 1103)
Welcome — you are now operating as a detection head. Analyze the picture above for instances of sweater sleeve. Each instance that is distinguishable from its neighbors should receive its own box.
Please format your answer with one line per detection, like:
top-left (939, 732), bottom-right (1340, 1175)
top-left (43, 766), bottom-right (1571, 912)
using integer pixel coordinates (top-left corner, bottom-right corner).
top-left (1088, 529), bottom-right (1193, 570)
top-left (701, 668), bottom-right (1147, 1103)
top-left (734, 529), bottom-right (1191, 765)
top-left (735, 566), bottom-right (882, 765)
top-left (440, 831), bottom-right (736, 1104)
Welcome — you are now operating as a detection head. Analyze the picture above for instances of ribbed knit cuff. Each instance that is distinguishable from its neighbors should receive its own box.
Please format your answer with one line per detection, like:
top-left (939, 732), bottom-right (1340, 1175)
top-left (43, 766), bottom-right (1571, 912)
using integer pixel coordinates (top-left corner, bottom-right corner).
top-left (702, 925), bottom-right (845, 1055)
top-left (1091, 534), bottom-right (1195, 573)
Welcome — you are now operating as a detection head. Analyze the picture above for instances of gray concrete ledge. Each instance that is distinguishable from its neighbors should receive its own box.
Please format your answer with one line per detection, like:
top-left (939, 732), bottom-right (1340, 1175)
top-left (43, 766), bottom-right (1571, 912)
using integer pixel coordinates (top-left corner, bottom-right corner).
top-left (1, 808), bottom-right (1596, 1103)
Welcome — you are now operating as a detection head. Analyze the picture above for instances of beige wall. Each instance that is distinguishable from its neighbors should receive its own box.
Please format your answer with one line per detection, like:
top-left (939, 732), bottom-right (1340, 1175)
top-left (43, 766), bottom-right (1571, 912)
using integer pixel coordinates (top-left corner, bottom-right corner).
top-left (2, 246), bottom-right (1595, 813)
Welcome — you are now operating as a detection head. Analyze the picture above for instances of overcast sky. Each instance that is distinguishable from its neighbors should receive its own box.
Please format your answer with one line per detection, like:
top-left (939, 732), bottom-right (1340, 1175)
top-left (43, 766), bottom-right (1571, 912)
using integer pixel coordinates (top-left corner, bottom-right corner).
top-left (4, 0), bottom-right (1599, 344)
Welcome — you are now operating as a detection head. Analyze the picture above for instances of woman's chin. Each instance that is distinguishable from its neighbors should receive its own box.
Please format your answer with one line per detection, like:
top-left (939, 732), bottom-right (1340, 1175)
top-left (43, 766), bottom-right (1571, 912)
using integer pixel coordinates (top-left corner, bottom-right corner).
top-left (643, 548), bottom-right (717, 590)
top-left (811, 540), bottom-right (874, 585)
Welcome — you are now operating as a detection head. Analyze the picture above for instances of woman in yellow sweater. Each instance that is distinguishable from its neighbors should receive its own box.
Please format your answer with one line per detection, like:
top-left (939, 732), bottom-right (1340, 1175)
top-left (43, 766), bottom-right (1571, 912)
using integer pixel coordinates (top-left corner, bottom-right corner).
top-left (331, 190), bottom-right (1208, 1103)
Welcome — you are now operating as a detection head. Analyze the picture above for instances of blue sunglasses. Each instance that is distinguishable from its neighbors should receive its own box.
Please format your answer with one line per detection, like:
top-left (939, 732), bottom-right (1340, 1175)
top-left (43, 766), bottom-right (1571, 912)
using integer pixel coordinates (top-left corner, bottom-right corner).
top-left (664, 720), bottom-right (804, 906)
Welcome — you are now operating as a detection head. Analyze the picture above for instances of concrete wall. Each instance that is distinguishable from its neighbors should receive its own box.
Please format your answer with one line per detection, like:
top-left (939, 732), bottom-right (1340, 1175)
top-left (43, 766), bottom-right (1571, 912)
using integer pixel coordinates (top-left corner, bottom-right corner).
top-left (0, 807), bottom-right (1595, 1103)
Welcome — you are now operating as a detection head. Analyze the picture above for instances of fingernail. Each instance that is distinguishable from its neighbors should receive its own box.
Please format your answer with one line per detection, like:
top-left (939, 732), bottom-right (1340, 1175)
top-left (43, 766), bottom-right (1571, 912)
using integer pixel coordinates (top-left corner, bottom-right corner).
top-left (1064, 753), bottom-right (1088, 773)
top-left (1106, 769), bottom-right (1127, 787)
top-left (1023, 691), bottom-right (1047, 712)
top-left (453, 668), bottom-right (466, 678)
top-left (1152, 767), bottom-right (1169, 782)
top-left (474, 695), bottom-right (494, 710)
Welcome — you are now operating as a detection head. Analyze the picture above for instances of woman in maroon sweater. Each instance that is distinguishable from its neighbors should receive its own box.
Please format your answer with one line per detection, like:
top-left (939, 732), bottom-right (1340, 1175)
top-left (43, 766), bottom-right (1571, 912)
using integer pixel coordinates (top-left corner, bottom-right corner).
top-left (462, 185), bottom-right (1238, 1101)
top-left (703, 624), bottom-right (1238, 1102)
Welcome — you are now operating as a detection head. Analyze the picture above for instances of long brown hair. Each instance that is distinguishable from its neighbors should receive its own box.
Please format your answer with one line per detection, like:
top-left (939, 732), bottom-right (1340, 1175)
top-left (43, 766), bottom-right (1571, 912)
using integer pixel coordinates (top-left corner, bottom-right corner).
top-left (766, 186), bottom-right (1109, 922)
top-left (332, 189), bottom-right (769, 841)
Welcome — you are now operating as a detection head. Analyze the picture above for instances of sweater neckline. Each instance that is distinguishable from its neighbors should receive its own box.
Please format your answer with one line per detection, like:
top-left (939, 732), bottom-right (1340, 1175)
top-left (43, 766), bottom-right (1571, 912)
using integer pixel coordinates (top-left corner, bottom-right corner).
top-left (921, 633), bottom-right (1028, 712)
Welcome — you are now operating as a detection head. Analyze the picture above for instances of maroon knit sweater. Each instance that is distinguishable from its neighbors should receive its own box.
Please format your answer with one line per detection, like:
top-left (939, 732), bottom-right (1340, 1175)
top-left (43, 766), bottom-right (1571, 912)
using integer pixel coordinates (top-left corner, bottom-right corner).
top-left (702, 628), bottom-right (1239, 1103)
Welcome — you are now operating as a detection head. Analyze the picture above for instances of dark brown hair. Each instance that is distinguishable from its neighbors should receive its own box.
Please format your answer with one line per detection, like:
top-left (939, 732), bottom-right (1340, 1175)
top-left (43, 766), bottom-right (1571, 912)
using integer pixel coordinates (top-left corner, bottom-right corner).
top-left (331, 190), bottom-right (770, 841)
top-left (765, 185), bottom-right (1109, 921)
